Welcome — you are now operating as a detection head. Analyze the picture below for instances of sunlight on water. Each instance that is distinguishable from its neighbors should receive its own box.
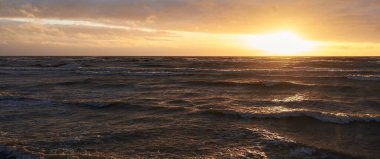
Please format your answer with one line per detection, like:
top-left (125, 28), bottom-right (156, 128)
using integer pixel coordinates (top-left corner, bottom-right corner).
top-left (272, 94), bottom-right (305, 102)
top-left (0, 57), bottom-right (379, 158)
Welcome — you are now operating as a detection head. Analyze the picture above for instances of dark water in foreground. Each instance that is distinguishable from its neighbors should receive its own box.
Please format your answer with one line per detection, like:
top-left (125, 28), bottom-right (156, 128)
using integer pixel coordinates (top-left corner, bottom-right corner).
top-left (0, 57), bottom-right (379, 159)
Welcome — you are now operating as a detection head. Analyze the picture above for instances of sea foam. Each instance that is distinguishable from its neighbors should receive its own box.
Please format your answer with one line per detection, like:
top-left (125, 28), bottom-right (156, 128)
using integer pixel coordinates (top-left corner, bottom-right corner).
top-left (347, 75), bottom-right (380, 81)
top-left (199, 106), bottom-right (380, 124)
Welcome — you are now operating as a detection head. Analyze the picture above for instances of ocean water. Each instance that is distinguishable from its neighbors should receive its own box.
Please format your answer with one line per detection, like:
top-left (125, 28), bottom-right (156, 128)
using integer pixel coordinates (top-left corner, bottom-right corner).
top-left (0, 57), bottom-right (379, 159)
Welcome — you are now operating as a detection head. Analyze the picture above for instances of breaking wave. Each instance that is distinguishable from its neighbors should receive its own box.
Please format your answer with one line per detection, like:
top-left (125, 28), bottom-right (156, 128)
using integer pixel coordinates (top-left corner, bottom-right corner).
top-left (0, 145), bottom-right (36, 159)
top-left (197, 106), bottom-right (380, 124)
top-left (347, 75), bottom-right (380, 81)
top-left (184, 80), bottom-right (314, 88)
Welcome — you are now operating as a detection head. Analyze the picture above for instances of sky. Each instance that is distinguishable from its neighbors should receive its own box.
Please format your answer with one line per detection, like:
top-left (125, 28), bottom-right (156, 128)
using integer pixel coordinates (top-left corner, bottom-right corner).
top-left (1, 0), bottom-right (380, 56)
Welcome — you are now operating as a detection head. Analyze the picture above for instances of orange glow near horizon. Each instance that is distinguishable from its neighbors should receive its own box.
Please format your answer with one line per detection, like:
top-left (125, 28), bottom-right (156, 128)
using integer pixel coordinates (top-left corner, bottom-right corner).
top-left (243, 31), bottom-right (318, 56)
top-left (0, 16), bottom-right (379, 56)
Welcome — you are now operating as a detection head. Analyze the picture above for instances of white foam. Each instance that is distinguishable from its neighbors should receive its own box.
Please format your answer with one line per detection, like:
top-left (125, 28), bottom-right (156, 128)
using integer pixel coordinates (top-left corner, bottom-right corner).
top-left (246, 128), bottom-right (294, 145)
top-left (347, 75), bottom-right (380, 81)
top-left (222, 106), bottom-right (380, 124)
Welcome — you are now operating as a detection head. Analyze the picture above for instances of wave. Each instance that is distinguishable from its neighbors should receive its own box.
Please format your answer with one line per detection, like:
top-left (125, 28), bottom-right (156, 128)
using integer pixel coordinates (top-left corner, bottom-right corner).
top-left (369, 61), bottom-right (380, 64)
top-left (272, 94), bottom-right (305, 102)
top-left (56, 68), bottom-right (380, 78)
top-left (26, 63), bottom-right (83, 71)
top-left (54, 78), bottom-right (93, 86)
top-left (75, 70), bottom-right (191, 76)
top-left (0, 93), bottom-right (188, 112)
top-left (0, 145), bottom-right (36, 159)
top-left (242, 128), bottom-right (358, 159)
top-left (176, 67), bottom-right (380, 74)
top-left (347, 75), bottom-right (380, 81)
top-left (0, 60), bottom-right (82, 69)
top-left (30, 63), bottom-right (69, 68)
top-left (65, 101), bottom-right (189, 113)
top-left (184, 80), bottom-right (356, 91)
top-left (184, 80), bottom-right (313, 88)
top-left (0, 96), bottom-right (52, 108)
top-left (196, 106), bottom-right (380, 124)
top-left (66, 101), bottom-right (128, 109)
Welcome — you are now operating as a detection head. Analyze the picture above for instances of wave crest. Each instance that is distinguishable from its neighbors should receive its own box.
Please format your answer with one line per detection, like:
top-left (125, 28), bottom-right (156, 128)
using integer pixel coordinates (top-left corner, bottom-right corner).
top-left (347, 75), bottom-right (380, 81)
top-left (185, 80), bottom-right (313, 88)
top-left (0, 145), bottom-right (36, 159)
top-left (197, 106), bottom-right (380, 124)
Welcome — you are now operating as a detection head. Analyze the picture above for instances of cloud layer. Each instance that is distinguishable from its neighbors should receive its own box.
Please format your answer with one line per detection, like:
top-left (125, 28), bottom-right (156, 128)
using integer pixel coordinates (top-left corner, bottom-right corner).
top-left (1, 0), bottom-right (380, 55)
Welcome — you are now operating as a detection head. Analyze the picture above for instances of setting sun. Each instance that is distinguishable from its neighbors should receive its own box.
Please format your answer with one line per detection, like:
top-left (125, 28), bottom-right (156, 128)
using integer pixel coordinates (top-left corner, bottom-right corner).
top-left (1, 1), bottom-right (380, 159)
top-left (244, 31), bottom-right (318, 55)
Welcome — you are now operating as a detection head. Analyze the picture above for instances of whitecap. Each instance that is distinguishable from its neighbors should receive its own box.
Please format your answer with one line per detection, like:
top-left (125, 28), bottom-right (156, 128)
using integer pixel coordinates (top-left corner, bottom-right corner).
top-left (347, 75), bottom-right (380, 81)
top-left (202, 106), bottom-right (380, 124)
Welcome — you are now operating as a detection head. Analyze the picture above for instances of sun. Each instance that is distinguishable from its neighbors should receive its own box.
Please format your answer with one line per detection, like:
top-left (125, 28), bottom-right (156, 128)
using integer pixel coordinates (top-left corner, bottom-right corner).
top-left (244, 31), bottom-right (318, 55)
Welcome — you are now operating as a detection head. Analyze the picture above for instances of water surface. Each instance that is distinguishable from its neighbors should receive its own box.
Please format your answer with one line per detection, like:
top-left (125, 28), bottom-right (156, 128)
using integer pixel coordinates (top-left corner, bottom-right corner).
top-left (0, 57), bottom-right (379, 158)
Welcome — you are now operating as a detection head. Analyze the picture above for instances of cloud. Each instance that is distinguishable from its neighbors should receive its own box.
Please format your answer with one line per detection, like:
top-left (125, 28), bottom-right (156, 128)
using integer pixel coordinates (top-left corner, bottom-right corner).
top-left (0, 17), bottom-right (241, 50)
top-left (1, 0), bottom-right (379, 36)
top-left (1, 0), bottom-right (379, 42)
top-left (0, 17), bottom-right (163, 33)
top-left (0, 20), bottom-right (177, 47)
top-left (1, 0), bottom-right (380, 55)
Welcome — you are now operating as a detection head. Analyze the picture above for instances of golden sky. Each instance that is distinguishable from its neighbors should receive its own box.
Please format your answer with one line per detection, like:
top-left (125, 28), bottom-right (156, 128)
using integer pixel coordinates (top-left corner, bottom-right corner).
top-left (1, 0), bottom-right (380, 56)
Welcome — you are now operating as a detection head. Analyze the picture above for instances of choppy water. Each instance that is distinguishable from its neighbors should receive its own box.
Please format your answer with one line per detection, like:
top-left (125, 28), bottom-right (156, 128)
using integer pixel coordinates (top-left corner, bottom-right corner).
top-left (0, 57), bottom-right (379, 159)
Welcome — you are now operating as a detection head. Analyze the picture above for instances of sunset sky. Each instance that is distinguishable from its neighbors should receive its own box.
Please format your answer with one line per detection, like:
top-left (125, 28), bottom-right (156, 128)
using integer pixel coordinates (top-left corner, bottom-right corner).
top-left (1, 0), bottom-right (380, 56)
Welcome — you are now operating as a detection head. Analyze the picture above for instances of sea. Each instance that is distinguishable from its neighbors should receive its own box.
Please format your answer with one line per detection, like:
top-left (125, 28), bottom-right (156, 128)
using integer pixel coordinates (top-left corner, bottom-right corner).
top-left (0, 57), bottom-right (379, 159)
